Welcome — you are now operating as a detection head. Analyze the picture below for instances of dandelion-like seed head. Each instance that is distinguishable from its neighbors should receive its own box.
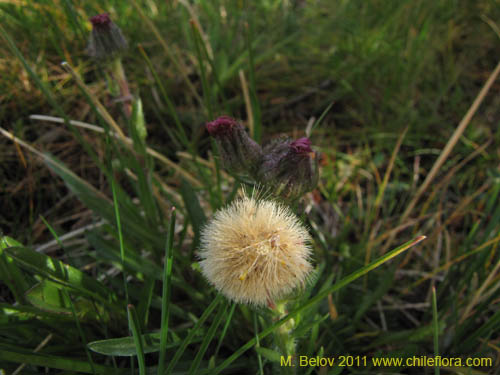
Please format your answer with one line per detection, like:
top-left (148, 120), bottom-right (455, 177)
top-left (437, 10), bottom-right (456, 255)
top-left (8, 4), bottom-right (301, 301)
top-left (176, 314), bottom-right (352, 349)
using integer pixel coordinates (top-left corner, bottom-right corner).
top-left (199, 194), bottom-right (313, 306)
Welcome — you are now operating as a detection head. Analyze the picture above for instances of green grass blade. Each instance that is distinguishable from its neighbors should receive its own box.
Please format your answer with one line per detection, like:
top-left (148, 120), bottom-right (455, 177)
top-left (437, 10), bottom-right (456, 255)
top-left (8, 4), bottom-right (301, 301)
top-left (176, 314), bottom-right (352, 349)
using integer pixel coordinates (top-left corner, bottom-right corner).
top-left (165, 293), bottom-right (223, 374)
top-left (188, 300), bottom-right (228, 374)
top-left (136, 277), bottom-right (155, 330)
top-left (180, 179), bottom-right (207, 251)
top-left (127, 304), bottom-right (146, 375)
top-left (4, 246), bottom-right (111, 303)
top-left (214, 302), bottom-right (236, 357)
top-left (88, 333), bottom-right (202, 357)
top-left (64, 289), bottom-right (96, 375)
top-left (158, 208), bottom-right (176, 375)
top-left (253, 311), bottom-right (264, 375)
top-left (190, 20), bottom-right (213, 119)
top-left (0, 345), bottom-right (121, 374)
top-left (111, 168), bottom-right (129, 305)
top-left (432, 286), bottom-right (440, 375)
top-left (309, 101), bottom-right (335, 136)
top-left (243, 12), bottom-right (261, 143)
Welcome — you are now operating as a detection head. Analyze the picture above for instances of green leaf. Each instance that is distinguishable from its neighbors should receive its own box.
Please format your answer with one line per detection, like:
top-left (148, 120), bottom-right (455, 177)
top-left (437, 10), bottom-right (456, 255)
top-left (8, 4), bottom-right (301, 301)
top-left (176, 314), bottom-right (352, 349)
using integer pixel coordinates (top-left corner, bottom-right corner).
top-left (88, 332), bottom-right (202, 357)
top-left (0, 344), bottom-right (121, 374)
top-left (4, 245), bottom-right (112, 304)
top-left (25, 279), bottom-right (72, 313)
top-left (0, 236), bottom-right (29, 302)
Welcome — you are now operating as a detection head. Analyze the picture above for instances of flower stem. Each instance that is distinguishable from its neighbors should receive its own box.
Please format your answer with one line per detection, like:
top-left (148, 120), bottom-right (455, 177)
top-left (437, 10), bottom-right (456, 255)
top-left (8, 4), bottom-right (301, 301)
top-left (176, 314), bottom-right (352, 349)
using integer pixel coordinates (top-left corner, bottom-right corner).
top-left (272, 301), bottom-right (296, 374)
top-left (111, 57), bottom-right (131, 117)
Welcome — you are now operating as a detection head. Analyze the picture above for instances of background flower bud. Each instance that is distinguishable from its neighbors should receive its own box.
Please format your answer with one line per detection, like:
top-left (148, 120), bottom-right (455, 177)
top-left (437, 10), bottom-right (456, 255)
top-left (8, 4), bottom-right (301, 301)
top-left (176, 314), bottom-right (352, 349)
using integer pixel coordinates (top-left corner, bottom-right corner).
top-left (87, 13), bottom-right (128, 59)
top-left (206, 116), bottom-right (263, 175)
top-left (258, 137), bottom-right (319, 201)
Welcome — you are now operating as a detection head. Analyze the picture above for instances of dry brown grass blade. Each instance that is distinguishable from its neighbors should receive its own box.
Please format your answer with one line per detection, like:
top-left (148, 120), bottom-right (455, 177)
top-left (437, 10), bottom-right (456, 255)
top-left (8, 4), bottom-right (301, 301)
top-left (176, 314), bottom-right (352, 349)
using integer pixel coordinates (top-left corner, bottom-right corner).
top-left (60, 62), bottom-right (127, 141)
top-left (460, 257), bottom-right (500, 324)
top-left (426, 181), bottom-right (491, 245)
top-left (401, 60), bottom-right (500, 223)
top-left (239, 69), bottom-right (254, 137)
top-left (402, 231), bottom-right (500, 294)
top-left (12, 333), bottom-right (53, 375)
top-left (0, 126), bottom-right (45, 159)
top-left (416, 139), bottom-right (492, 220)
top-left (29, 114), bottom-right (202, 188)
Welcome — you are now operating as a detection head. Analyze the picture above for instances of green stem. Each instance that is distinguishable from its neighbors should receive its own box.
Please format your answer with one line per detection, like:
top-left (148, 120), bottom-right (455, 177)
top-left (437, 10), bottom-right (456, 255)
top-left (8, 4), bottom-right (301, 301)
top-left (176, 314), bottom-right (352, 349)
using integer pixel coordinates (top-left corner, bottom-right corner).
top-left (272, 301), bottom-right (296, 374)
top-left (111, 58), bottom-right (131, 117)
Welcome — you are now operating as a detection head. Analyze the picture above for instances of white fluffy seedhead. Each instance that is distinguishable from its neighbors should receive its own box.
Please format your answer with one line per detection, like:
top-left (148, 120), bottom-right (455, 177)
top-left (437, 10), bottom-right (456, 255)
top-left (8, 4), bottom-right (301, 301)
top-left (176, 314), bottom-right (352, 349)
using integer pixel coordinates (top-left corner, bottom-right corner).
top-left (199, 194), bottom-right (313, 306)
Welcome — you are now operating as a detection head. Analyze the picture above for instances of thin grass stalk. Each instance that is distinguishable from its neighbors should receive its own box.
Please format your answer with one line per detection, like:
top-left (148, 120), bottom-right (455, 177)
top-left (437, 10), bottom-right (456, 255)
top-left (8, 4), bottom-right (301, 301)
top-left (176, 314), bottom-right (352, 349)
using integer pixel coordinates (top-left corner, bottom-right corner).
top-left (243, 15), bottom-right (261, 143)
top-left (214, 302), bottom-right (236, 357)
top-left (165, 294), bottom-right (223, 374)
top-left (308, 101), bottom-right (335, 137)
top-left (190, 20), bottom-right (213, 119)
top-left (110, 168), bottom-right (129, 305)
top-left (432, 287), bottom-right (440, 375)
top-left (63, 289), bottom-right (97, 375)
top-left (127, 304), bottom-right (146, 375)
top-left (188, 301), bottom-right (228, 374)
top-left (239, 69), bottom-right (254, 138)
top-left (158, 208), bottom-right (176, 375)
top-left (253, 312), bottom-right (264, 375)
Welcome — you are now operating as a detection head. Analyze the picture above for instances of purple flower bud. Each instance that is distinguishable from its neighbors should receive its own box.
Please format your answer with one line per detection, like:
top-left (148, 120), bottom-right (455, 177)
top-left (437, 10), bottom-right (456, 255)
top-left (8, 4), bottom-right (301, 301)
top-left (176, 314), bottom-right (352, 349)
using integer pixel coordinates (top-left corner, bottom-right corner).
top-left (290, 137), bottom-right (312, 154)
top-left (206, 116), bottom-right (263, 175)
top-left (87, 13), bottom-right (128, 59)
top-left (257, 137), bottom-right (319, 201)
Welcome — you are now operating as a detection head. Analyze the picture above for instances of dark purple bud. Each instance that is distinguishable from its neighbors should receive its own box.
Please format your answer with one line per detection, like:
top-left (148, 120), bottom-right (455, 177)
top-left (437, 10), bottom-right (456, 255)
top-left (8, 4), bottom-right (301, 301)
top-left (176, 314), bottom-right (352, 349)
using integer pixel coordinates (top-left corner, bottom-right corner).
top-left (206, 116), bottom-right (237, 136)
top-left (87, 13), bottom-right (128, 59)
top-left (90, 13), bottom-right (112, 29)
top-left (257, 137), bottom-right (319, 201)
top-left (290, 137), bottom-right (312, 154)
top-left (206, 116), bottom-right (263, 175)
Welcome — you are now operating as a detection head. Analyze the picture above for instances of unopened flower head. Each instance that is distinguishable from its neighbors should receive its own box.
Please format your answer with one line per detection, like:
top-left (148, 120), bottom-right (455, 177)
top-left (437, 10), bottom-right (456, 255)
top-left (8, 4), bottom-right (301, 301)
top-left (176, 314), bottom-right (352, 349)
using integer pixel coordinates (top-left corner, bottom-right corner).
top-left (87, 13), bottom-right (128, 59)
top-left (257, 137), bottom-right (319, 201)
top-left (199, 194), bottom-right (313, 306)
top-left (206, 116), bottom-right (263, 175)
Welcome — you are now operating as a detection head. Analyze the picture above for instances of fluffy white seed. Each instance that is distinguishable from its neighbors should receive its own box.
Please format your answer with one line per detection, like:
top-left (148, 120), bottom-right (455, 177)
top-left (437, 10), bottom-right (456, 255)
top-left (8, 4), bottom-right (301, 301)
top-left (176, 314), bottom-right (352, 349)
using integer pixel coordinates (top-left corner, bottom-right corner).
top-left (199, 195), bottom-right (313, 306)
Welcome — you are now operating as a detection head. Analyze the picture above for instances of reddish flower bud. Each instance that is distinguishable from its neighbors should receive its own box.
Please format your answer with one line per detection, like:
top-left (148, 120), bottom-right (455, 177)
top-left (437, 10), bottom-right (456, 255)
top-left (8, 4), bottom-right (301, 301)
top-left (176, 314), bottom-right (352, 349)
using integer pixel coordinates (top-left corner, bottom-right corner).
top-left (87, 13), bottom-right (128, 59)
top-left (206, 116), bottom-right (263, 175)
top-left (257, 137), bottom-right (319, 201)
top-left (290, 137), bottom-right (312, 154)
